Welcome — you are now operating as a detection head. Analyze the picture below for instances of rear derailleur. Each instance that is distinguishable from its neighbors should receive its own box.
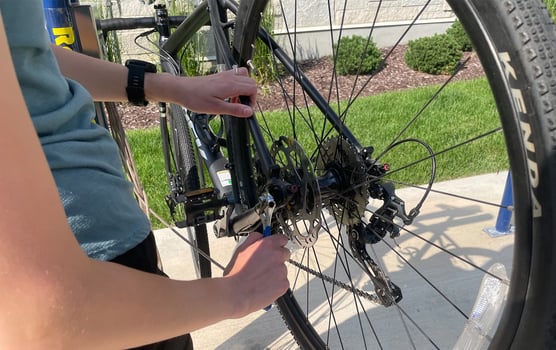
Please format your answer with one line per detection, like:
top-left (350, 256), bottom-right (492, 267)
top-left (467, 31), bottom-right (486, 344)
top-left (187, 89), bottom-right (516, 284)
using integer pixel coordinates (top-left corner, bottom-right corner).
top-left (349, 223), bottom-right (403, 306)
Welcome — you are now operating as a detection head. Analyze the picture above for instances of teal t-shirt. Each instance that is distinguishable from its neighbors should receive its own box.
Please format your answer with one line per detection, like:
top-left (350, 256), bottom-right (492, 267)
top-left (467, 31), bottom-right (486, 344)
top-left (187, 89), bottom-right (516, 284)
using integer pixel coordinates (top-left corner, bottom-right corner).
top-left (1, 0), bottom-right (151, 260)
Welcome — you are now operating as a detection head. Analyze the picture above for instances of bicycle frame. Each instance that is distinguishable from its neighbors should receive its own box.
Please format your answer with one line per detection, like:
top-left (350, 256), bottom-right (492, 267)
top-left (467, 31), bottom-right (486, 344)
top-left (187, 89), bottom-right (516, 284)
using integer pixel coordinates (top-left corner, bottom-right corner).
top-left (156, 0), bottom-right (367, 218)
top-left (90, 1), bottom-right (556, 346)
top-left (96, 0), bottom-right (414, 237)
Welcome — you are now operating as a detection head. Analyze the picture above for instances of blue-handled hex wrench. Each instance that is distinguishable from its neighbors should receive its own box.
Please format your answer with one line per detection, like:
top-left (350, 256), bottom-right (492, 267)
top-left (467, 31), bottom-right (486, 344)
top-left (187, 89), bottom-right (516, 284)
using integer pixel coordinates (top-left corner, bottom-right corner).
top-left (259, 193), bottom-right (276, 310)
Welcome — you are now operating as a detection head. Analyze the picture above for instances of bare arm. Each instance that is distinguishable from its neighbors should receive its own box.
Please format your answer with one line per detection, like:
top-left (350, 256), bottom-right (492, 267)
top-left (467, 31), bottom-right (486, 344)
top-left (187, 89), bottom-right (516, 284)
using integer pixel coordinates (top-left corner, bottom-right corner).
top-left (0, 17), bottom-right (287, 348)
top-left (52, 45), bottom-right (257, 117)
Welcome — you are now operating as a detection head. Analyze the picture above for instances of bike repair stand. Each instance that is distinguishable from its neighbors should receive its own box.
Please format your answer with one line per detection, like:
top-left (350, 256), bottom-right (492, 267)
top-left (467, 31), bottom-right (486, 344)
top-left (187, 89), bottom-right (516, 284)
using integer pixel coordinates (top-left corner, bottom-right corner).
top-left (483, 172), bottom-right (514, 237)
top-left (42, 0), bottom-right (108, 127)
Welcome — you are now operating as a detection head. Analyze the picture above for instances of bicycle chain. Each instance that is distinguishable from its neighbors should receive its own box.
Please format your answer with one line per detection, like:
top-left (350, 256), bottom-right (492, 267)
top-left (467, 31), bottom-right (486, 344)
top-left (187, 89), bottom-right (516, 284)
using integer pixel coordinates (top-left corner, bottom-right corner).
top-left (287, 259), bottom-right (380, 304)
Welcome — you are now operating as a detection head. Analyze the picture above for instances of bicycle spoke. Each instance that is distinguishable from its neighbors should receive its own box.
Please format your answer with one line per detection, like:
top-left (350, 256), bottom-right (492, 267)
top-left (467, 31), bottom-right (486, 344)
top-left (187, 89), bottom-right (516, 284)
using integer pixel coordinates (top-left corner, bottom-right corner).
top-left (381, 127), bottom-right (503, 176)
top-left (387, 179), bottom-right (508, 209)
top-left (101, 0), bottom-right (556, 346)
top-left (148, 209), bottom-right (225, 270)
top-left (342, 0), bottom-right (435, 117)
top-left (228, 0), bottom-right (543, 347)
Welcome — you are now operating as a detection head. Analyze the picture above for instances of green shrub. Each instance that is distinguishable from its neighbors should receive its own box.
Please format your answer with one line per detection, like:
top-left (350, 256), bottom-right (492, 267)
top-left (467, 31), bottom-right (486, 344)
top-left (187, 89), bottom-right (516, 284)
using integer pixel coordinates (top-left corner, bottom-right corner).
top-left (404, 34), bottom-right (463, 75)
top-left (252, 4), bottom-right (285, 85)
top-left (334, 35), bottom-right (382, 75)
top-left (446, 20), bottom-right (473, 52)
top-left (94, 0), bottom-right (122, 63)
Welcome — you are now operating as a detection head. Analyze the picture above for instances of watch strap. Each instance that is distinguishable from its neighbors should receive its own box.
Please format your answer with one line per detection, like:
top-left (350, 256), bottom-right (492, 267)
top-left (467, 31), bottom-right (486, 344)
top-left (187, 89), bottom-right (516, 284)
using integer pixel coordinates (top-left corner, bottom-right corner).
top-left (125, 59), bottom-right (157, 106)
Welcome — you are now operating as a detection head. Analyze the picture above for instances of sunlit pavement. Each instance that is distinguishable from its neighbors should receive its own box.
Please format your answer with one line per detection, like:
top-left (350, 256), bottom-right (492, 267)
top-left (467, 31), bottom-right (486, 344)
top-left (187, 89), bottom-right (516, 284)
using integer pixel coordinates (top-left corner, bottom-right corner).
top-left (154, 172), bottom-right (513, 349)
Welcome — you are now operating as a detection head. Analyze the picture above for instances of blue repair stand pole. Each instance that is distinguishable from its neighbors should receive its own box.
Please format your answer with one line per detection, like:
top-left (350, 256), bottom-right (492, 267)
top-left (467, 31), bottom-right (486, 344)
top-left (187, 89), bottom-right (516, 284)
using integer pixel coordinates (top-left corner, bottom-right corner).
top-left (484, 172), bottom-right (514, 237)
top-left (42, 0), bottom-right (82, 51)
top-left (42, 0), bottom-right (109, 128)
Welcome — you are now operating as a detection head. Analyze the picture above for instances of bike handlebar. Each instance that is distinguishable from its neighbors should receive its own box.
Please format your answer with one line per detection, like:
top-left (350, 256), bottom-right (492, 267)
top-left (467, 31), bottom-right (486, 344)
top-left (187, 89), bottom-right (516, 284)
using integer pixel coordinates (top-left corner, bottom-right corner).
top-left (96, 16), bottom-right (187, 33)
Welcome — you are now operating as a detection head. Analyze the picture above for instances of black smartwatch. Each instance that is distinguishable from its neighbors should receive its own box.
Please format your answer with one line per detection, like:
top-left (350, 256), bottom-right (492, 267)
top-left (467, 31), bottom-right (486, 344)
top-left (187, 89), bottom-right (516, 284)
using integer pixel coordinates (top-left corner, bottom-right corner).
top-left (125, 59), bottom-right (157, 106)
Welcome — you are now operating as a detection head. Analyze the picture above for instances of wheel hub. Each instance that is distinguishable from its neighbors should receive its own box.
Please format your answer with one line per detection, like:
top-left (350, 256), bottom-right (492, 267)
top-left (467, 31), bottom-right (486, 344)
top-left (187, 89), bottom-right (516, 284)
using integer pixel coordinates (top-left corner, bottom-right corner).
top-left (316, 137), bottom-right (369, 224)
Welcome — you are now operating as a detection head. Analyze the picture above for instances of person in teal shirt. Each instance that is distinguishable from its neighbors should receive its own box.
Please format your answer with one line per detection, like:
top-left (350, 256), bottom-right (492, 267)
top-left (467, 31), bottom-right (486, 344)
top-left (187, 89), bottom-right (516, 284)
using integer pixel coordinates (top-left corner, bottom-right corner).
top-left (0, 1), bottom-right (290, 348)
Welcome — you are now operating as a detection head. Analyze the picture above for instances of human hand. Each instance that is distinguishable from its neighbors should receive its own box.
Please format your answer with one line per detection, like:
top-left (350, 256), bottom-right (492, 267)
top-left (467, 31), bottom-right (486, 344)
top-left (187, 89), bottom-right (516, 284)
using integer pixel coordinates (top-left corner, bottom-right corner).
top-left (150, 67), bottom-right (257, 118)
top-left (223, 232), bottom-right (290, 317)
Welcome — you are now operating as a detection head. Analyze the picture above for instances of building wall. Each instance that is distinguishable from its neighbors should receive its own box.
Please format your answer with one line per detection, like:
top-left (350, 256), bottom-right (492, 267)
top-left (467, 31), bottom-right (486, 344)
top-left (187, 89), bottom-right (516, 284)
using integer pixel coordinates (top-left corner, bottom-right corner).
top-left (81, 0), bottom-right (179, 61)
top-left (82, 0), bottom-right (455, 61)
top-left (273, 0), bottom-right (452, 31)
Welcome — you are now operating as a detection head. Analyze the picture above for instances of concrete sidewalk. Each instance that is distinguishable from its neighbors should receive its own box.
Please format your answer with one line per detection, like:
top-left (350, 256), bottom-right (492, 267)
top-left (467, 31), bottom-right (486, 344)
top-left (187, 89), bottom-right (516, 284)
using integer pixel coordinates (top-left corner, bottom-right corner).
top-left (153, 172), bottom-right (513, 349)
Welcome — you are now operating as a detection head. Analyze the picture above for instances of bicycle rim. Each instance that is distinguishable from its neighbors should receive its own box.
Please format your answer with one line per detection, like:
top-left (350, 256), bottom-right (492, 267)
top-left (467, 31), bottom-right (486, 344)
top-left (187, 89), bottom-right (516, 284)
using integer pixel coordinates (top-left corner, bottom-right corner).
top-left (232, 0), bottom-right (556, 348)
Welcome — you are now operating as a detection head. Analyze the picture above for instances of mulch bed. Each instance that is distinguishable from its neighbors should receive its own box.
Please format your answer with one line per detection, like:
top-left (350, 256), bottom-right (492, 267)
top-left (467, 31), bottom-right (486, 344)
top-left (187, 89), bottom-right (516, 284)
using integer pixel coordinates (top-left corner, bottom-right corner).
top-left (119, 45), bottom-right (484, 129)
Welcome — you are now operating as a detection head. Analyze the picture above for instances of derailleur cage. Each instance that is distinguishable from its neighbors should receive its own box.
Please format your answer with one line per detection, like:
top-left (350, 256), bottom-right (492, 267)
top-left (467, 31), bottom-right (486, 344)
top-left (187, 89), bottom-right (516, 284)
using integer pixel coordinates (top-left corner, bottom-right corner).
top-left (349, 224), bottom-right (403, 306)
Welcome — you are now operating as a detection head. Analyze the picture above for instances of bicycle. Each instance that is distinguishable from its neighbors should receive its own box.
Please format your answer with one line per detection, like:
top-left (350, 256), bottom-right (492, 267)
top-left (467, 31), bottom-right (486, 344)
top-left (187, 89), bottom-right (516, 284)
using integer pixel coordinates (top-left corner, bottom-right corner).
top-left (96, 0), bottom-right (556, 348)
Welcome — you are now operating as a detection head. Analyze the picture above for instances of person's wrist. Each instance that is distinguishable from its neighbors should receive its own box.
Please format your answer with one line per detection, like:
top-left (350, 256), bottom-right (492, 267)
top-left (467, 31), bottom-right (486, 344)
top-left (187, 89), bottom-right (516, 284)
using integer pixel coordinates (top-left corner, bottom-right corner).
top-left (219, 275), bottom-right (251, 318)
top-left (144, 72), bottom-right (186, 105)
top-left (143, 71), bottom-right (161, 103)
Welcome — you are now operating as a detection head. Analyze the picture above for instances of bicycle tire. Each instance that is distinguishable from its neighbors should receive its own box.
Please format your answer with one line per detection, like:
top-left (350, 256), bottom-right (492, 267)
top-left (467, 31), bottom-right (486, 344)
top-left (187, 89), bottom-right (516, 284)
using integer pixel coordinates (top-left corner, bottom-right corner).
top-left (232, 0), bottom-right (267, 66)
top-left (232, 0), bottom-right (556, 348)
top-left (167, 103), bottom-right (211, 278)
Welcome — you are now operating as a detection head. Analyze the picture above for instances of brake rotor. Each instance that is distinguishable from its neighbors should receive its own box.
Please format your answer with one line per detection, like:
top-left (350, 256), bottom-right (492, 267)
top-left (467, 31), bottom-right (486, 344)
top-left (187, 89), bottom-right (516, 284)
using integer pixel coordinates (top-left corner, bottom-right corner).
top-left (271, 136), bottom-right (322, 247)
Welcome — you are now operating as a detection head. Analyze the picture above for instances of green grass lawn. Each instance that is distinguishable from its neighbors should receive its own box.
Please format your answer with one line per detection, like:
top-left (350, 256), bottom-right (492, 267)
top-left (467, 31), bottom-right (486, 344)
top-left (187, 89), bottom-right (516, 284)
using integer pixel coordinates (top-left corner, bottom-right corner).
top-left (126, 127), bottom-right (168, 227)
top-left (127, 77), bottom-right (507, 229)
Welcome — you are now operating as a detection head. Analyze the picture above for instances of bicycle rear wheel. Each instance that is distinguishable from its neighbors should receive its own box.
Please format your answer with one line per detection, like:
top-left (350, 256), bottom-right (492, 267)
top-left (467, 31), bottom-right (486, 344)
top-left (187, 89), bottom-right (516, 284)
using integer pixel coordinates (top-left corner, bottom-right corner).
top-left (233, 0), bottom-right (556, 348)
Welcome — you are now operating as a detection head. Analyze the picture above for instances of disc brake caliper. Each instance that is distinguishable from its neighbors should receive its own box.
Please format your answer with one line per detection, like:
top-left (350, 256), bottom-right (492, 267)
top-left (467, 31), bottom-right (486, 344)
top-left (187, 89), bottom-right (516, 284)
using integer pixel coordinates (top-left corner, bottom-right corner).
top-left (367, 181), bottom-right (419, 241)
